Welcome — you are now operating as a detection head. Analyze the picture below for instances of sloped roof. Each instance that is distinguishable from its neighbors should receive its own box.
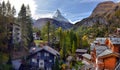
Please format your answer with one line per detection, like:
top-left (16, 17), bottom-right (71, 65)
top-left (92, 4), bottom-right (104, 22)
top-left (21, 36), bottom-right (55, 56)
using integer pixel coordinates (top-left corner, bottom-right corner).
top-left (82, 54), bottom-right (91, 60)
top-left (82, 60), bottom-right (90, 65)
top-left (95, 37), bottom-right (120, 44)
top-left (96, 38), bottom-right (106, 44)
top-left (90, 43), bottom-right (95, 50)
top-left (115, 61), bottom-right (120, 70)
top-left (29, 47), bottom-right (42, 53)
top-left (96, 46), bottom-right (108, 55)
top-left (90, 44), bottom-right (108, 56)
top-left (91, 45), bottom-right (107, 51)
top-left (98, 49), bottom-right (119, 59)
top-left (76, 49), bottom-right (87, 53)
top-left (110, 38), bottom-right (120, 44)
top-left (43, 46), bottom-right (60, 55)
top-left (29, 46), bottom-right (59, 56)
top-left (98, 49), bottom-right (112, 57)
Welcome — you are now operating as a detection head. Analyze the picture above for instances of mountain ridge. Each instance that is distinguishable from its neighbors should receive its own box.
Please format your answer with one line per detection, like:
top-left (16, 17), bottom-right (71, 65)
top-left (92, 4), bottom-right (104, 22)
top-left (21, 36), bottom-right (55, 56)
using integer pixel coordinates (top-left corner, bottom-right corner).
top-left (74, 1), bottom-right (120, 28)
top-left (33, 10), bottom-right (72, 29)
top-left (73, 1), bottom-right (120, 37)
top-left (52, 9), bottom-right (69, 22)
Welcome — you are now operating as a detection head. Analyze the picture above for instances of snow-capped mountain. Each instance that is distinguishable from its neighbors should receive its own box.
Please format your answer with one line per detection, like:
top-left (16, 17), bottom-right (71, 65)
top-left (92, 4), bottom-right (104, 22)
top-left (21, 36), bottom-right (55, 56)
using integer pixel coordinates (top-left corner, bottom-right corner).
top-left (33, 10), bottom-right (72, 29)
top-left (52, 9), bottom-right (69, 22)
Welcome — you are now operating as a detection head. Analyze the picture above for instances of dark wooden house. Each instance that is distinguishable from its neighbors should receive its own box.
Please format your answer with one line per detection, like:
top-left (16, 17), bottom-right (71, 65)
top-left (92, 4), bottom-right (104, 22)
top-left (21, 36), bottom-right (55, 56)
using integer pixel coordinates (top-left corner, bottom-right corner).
top-left (28, 46), bottom-right (59, 70)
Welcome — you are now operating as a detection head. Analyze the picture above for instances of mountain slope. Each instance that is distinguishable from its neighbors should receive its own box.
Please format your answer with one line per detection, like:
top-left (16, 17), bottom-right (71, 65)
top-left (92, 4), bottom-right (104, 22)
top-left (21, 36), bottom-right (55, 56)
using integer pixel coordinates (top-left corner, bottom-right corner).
top-left (90, 1), bottom-right (115, 17)
top-left (74, 1), bottom-right (120, 29)
top-left (52, 9), bottom-right (69, 22)
top-left (34, 10), bottom-right (72, 29)
top-left (73, 1), bottom-right (120, 37)
top-left (34, 18), bottom-right (72, 29)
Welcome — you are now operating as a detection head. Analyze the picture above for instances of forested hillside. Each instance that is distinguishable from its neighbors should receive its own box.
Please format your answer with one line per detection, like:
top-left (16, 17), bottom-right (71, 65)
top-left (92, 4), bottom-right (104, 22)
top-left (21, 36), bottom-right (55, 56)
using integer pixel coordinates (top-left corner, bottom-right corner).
top-left (74, 1), bottom-right (120, 38)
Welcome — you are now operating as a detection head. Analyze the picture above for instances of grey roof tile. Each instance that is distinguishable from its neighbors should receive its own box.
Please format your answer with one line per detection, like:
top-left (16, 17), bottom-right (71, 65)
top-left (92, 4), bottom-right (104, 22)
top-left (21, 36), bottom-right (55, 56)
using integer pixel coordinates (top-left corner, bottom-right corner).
top-left (43, 46), bottom-right (60, 55)
top-left (76, 49), bottom-right (87, 53)
top-left (95, 37), bottom-right (120, 44)
top-left (29, 46), bottom-right (59, 56)
top-left (98, 49), bottom-right (112, 57)
top-left (82, 54), bottom-right (91, 60)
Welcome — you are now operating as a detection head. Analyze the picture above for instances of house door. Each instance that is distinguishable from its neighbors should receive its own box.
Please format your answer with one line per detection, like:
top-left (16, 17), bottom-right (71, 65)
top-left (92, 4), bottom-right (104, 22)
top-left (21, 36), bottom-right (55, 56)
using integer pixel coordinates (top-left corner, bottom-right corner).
top-left (39, 60), bottom-right (44, 69)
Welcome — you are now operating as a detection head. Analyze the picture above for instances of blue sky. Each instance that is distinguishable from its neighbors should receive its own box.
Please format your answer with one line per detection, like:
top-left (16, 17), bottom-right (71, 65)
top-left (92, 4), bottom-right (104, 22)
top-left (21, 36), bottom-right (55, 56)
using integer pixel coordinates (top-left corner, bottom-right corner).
top-left (0, 0), bottom-right (120, 23)
top-left (35, 0), bottom-right (120, 23)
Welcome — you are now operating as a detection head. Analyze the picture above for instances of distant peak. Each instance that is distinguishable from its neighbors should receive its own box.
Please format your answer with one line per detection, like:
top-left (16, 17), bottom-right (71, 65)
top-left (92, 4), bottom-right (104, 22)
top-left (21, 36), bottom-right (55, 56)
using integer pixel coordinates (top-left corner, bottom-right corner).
top-left (53, 9), bottom-right (62, 17)
top-left (97, 1), bottom-right (115, 6)
top-left (91, 1), bottom-right (115, 17)
top-left (56, 9), bottom-right (61, 14)
top-left (52, 9), bottom-right (69, 22)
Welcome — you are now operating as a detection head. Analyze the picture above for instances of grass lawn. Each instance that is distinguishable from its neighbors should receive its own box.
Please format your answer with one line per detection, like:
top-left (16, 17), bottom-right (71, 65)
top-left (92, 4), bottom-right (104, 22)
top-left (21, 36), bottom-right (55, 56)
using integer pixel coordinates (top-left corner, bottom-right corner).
top-left (34, 40), bottom-right (45, 46)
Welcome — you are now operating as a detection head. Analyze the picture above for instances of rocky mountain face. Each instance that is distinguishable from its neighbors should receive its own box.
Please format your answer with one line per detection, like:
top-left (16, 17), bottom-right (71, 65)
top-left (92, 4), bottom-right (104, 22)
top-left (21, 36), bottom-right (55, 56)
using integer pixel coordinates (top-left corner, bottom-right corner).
top-left (74, 16), bottom-right (108, 28)
top-left (90, 1), bottom-right (115, 17)
top-left (52, 9), bottom-right (69, 22)
top-left (33, 10), bottom-right (72, 30)
top-left (74, 1), bottom-right (120, 30)
top-left (34, 18), bottom-right (72, 29)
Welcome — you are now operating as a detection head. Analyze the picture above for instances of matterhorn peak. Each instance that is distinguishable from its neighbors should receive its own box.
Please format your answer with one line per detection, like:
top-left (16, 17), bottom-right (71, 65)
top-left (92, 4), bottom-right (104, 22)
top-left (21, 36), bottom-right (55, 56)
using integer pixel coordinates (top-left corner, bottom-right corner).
top-left (52, 9), bottom-right (69, 22)
top-left (54, 9), bottom-right (62, 17)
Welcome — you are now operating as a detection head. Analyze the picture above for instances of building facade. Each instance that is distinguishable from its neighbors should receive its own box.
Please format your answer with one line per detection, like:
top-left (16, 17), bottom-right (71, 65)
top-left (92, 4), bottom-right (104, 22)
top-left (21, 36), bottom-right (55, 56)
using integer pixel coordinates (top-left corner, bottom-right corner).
top-left (12, 23), bottom-right (21, 44)
top-left (7, 23), bottom-right (21, 50)
top-left (90, 38), bottom-right (120, 70)
top-left (29, 46), bottom-right (59, 70)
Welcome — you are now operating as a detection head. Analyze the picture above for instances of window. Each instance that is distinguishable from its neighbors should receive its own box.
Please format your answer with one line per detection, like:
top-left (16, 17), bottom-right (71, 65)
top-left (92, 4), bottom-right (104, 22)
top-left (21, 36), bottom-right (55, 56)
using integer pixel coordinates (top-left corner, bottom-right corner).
top-left (37, 53), bottom-right (41, 56)
top-left (44, 53), bottom-right (49, 57)
top-left (44, 53), bottom-right (47, 56)
top-left (46, 67), bottom-right (51, 70)
top-left (47, 53), bottom-right (49, 56)
top-left (49, 60), bottom-right (52, 62)
top-left (32, 58), bottom-right (37, 63)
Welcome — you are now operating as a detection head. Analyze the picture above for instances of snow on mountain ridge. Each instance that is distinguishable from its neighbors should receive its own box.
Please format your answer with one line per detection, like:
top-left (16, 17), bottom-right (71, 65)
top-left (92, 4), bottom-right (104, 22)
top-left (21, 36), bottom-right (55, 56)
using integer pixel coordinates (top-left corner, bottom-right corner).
top-left (52, 9), bottom-right (69, 22)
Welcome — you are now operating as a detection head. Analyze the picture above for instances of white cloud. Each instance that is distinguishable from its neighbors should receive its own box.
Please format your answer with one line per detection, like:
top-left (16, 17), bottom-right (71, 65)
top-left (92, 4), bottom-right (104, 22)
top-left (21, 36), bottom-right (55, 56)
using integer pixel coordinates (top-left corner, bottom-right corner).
top-left (34, 13), bottom-right (53, 20)
top-left (0, 0), bottom-right (37, 18)
top-left (117, 0), bottom-right (120, 2)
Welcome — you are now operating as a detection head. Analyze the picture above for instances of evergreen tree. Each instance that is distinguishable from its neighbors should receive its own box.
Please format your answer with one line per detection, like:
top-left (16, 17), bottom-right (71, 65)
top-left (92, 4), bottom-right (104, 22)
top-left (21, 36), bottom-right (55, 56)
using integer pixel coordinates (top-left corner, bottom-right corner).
top-left (0, 1), bottom-right (7, 52)
top-left (72, 41), bottom-right (75, 55)
top-left (18, 4), bottom-right (27, 48)
top-left (18, 4), bottom-right (33, 48)
top-left (0, 1), bottom-right (16, 69)
top-left (6, 1), bottom-right (11, 17)
top-left (1, 1), bottom-right (6, 16)
top-left (11, 6), bottom-right (16, 21)
top-left (0, 3), bottom-right (2, 15)
top-left (53, 57), bottom-right (60, 70)
top-left (11, 6), bottom-right (16, 17)
top-left (47, 21), bottom-right (50, 45)
top-left (26, 5), bottom-right (33, 46)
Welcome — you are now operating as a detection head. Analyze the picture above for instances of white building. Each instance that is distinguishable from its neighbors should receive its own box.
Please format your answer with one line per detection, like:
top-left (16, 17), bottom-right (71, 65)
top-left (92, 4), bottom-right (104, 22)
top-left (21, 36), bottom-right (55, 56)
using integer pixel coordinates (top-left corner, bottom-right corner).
top-left (33, 32), bottom-right (40, 40)
top-left (12, 23), bottom-right (21, 44)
